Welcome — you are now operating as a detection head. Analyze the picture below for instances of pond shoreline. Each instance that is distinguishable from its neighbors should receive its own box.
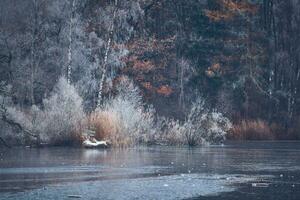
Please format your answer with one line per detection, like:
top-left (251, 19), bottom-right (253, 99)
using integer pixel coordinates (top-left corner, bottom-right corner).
top-left (2, 139), bottom-right (300, 149)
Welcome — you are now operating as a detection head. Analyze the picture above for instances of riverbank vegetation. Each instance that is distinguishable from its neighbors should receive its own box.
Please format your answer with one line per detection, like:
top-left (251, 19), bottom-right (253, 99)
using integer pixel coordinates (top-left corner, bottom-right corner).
top-left (1, 77), bottom-right (232, 147)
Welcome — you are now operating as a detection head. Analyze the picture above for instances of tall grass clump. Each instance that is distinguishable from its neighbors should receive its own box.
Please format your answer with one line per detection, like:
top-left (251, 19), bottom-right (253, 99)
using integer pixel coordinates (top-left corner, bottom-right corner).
top-left (230, 119), bottom-right (274, 140)
top-left (89, 77), bottom-right (156, 147)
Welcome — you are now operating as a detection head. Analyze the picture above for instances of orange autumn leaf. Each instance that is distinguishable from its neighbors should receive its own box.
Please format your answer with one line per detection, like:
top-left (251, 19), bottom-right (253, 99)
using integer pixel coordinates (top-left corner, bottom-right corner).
top-left (205, 0), bottom-right (258, 21)
top-left (206, 63), bottom-right (222, 78)
top-left (157, 85), bottom-right (173, 96)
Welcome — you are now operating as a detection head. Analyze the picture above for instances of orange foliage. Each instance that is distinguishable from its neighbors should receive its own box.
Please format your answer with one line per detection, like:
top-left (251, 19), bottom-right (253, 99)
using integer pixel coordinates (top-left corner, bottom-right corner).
top-left (206, 0), bottom-right (258, 21)
top-left (221, 0), bottom-right (258, 14)
top-left (122, 37), bottom-right (177, 98)
top-left (133, 59), bottom-right (154, 72)
top-left (205, 10), bottom-right (234, 21)
top-left (123, 52), bottom-right (155, 73)
top-left (211, 63), bottom-right (221, 71)
top-left (126, 37), bottom-right (175, 57)
top-left (156, 85), bottom-right (173, 96)
top-left (205, 63), bottom-right (222, 78)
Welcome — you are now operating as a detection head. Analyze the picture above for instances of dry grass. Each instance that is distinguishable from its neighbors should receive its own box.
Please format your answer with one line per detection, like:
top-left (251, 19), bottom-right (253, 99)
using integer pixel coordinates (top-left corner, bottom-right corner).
top-left (87, 111), bottom-right (134, 147)
top-left (51, 121), bottom-right (86, 146)
top-left (229, 119), bottom-right (275, 140)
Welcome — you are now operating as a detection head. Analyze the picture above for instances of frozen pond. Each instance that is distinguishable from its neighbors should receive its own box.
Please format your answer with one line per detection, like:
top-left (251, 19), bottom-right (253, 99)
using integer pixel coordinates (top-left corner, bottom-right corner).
top-left (1, 141), bottom-right (300, 199)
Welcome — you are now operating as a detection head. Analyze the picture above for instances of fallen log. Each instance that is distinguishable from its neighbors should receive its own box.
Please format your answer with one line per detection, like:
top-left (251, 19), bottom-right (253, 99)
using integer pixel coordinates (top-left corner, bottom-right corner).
top-left (67, 195), bottom-right (82, 198)
top-left (82, 139), bottom-right (110, 148)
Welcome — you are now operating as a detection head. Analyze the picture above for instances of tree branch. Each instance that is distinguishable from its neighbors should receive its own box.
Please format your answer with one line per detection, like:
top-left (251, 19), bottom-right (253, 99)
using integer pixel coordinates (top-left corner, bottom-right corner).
top-left (0, 136), bottom-right (11, 148)
top-left (0, 104), bottom-right (38, 139)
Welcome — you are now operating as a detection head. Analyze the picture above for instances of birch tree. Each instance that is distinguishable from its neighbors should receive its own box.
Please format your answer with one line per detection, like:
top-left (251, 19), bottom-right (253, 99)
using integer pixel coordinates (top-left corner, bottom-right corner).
top-left (178, 58), bottom-right (194, 111)
top-left (30, 0), bottom-right (39, 105)
top-left (66, 0), bottom-right (77, 84)
top-left (96, 0), bottom-right (118, 108)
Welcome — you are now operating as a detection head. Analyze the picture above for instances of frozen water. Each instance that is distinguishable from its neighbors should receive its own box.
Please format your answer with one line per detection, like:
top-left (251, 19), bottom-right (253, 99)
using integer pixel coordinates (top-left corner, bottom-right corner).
top-left (1, 141), bottom-right (300, 199)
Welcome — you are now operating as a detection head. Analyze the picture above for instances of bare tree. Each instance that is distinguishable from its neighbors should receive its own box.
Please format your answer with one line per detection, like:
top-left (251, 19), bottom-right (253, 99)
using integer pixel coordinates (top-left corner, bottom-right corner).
top-left (96, 0), bottom-right (118, 108)
top-left (66, 0), bottom-right (77, 84)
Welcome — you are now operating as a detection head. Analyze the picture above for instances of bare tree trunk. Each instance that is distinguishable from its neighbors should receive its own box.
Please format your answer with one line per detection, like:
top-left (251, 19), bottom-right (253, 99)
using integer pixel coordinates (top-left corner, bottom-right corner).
top-left (178, 59), bottom-right (187, 111)
top-left (30, 0), bottom-right (38, 105)
top-left (179, 63), bottom-right (184, 109)
top-left (66, 0), bottom-right (76, 84)
top-left (96, 0), bottom-right (118, 108)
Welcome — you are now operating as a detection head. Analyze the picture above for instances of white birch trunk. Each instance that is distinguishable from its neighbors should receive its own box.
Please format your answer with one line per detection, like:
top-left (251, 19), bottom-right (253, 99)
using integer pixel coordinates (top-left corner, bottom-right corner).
top-left (67, 0), bottom-right (76, 84)
top-left (289, 67), bottom-right (300, 120)
top-left (179, 62), bottom-right (185, 109)
top-left (96, 0), bottom-right (118, 108)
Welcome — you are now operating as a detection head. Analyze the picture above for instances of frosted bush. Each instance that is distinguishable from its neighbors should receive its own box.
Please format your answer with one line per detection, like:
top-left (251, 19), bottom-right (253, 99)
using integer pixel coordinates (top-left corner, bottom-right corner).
top-left (184, 98), bottom-right (232, 145)
top-left (158, 117), bottom-right (186, 145)
top-left (158, 97), bottom-right (208, 146)
top-left (183, 97), bottom-right (208, 145)
top-left (200, 111), bottom-right (232, 144)
top-left (6, 107), bottom-right (32, 130)
top-left (157, 97), bottom-right (232, 145)
top-left (4, 77), bottom-right (85, 145)
top-left (36, 77), bottom-right (85, 144)
top-left (94, 77), bottom-right (156, 146)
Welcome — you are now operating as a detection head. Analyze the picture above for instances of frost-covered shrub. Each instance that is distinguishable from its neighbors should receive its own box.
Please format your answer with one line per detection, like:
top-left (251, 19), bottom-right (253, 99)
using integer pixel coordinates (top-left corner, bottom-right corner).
top-left (1, 76), bottom-right (230, 147)
top-left (183, 97), bottom-right (208, 145)
top-left (200, 111), bottom-right (232, 143)
top-left (92, 77), bottom-right (156, 146)
top-left (156, 97), bottom-right (207, 146)
top-left (157, 117), bottom-right (186, 145)
top-left (36, 77), bottom-right (85, 144)
top-left (184, 98), bottom-right (232, 145)
top-left (4, 77), bottom-right (85, 145)
top-left (157, 97), bottom-right (232, 146)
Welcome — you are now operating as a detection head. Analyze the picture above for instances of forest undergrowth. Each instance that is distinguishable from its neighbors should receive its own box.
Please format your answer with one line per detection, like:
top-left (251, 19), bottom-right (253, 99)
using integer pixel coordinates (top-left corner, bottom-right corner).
top-left (0, 77), bottom-right (232, 147)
